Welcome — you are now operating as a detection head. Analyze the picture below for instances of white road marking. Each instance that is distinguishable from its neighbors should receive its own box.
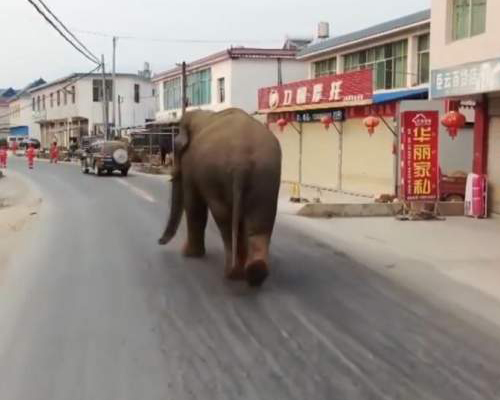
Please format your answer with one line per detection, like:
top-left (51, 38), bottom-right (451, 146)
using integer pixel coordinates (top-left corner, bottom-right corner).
top-left (115, 178), bottom-right (156, 203)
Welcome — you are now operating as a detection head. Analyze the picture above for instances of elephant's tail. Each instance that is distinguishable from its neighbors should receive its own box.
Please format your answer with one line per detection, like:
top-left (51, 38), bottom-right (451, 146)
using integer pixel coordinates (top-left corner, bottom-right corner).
top-left (231, 169), bottom-right (244, 269)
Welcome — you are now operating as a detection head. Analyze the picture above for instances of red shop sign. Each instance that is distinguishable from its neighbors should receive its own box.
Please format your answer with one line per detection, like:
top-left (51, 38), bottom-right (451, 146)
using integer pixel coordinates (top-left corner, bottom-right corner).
top-left (400, 111), bottom-right (440, 202)
top-left (258, 69), bottom-right (373, 111)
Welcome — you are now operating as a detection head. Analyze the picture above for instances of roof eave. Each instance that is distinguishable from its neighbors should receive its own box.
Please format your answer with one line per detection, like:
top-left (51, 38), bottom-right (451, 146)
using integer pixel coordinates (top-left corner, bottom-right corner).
top-left (297, 19), bottom-right (430, 60)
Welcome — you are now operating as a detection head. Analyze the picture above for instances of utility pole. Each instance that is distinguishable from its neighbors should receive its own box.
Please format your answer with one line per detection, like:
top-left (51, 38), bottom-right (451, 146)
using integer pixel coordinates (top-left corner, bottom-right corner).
top-left (101, 54), bottom-right (109, 140)
top-left (112, 36), bottom-right (117, 139)
top-left (277, 58), bottom-right (283, 85)
top-left (117, 95), bottom-right (122, 134)
top-left (181, 61), bottom-right (187, 115)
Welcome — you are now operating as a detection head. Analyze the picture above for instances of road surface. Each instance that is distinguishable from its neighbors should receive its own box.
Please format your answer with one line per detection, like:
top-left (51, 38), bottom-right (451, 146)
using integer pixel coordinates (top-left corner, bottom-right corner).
top-left (1, 156), bottom-right (499, 400)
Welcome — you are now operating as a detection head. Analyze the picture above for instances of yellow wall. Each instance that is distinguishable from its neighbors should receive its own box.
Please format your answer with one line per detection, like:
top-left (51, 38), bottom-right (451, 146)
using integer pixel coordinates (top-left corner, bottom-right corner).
top-left (274, 124), bottom-right (300, 182)
top-left (488, 116), bottom-right (500, 214)
top-left (301, 122), bottom-right (339, 188)
top-left (272, 117), bottom-right (396, 196)
top-left (341, 118), bottom-right (395, 195)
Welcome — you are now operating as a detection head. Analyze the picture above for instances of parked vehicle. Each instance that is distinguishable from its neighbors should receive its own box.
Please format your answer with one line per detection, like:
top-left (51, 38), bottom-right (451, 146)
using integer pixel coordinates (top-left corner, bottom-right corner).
top-left (20, 138), bottom-right (41, 149)
top-left (440, 170), bottom-right (466, 201)
top-left (81, 140), bottom-right (130, 176)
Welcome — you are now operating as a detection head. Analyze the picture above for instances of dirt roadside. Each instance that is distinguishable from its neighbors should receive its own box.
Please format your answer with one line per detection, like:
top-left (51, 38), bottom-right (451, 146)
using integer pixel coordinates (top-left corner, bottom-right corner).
top-left (0, 170), bottom-right (42, 274)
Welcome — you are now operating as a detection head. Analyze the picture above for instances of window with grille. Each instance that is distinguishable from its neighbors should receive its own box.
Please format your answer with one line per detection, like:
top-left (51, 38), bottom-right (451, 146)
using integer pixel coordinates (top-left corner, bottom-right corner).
top-left (344, 39), bottom-right (408, 90)
top-left (452, 0), bottom-right (487, 41)
top-left (417, 34), bottom-right (430, 84)
top-left (313, 57), bottom-right (337, 78)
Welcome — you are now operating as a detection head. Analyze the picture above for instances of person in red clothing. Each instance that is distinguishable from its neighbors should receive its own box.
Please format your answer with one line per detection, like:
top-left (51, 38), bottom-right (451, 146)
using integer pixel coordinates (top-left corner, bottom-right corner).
top-left (0, 146), bottom-right (7, 168)
top-left (26, 144), bottom-right (36, 169)
top-left (50, 141), bottom-right (59, 164)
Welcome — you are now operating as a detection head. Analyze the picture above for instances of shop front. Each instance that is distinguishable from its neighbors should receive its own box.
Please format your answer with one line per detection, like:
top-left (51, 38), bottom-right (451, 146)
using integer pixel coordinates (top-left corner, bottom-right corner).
top-left (258, 69), bottom-right (425, 198)
top-left (431, 57), bottom-right (500, 214)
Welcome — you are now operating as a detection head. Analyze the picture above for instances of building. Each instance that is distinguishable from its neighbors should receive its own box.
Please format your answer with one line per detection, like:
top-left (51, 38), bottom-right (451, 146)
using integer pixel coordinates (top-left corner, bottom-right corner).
top-left (28, 72), bottom-right (155, 148)
top-left (0, 88), bottom-right (18, 140)
top-left (260, 10), bottom-right (435, 197)
top-left (430, 0), bottom-right (500, 214)
top-left (8, 78), bottom-right (46, 142)
top-left (152, 47), bottom-right (308, 122)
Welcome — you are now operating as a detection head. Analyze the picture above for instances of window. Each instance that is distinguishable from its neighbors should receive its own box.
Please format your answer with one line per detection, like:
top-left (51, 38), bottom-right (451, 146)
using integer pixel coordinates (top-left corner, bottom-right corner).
top-left (186, 68), bottom-right (211, 106)
top-left (57, 90), bottom-right (60, 106)
top-left (37, 96), bottom-right (41, 111)
top-left (63, 89), bottom-right (67, 105)
top-left (92, 80), bottom-right (113, 102)
top-left (32, 97), bottom-right (35, 111)
top-left (217, 77), bottom-right (225, 103)
top-left (71, 86), bottom-right (76, 104)
top-left (42, 94), bottom-right (46, 110)
top-left (452, 0), bottom-right (487, 40)
top-left (134, 84), bottom-right (140, 103)
top-left (417, 34), bottom-right (430, 84)
top-left (163, 78), bottom-right (182, 110)
top-left (344, 39), bottom-right (408, 90)
top-left (313, 57), bottom-right (337, 77)
top-left (50, 93), bottom-right (54, 108)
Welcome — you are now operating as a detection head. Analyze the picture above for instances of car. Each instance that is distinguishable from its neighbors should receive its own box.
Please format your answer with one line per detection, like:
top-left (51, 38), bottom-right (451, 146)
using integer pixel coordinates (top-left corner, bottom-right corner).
top-left (20, 138), bottom-right (41, 149)
top-left (81, 140), bottom-right (131, 176)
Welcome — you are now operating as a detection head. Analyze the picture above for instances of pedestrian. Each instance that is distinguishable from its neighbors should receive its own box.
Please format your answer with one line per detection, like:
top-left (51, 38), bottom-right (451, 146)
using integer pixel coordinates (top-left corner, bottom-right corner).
top-left (50, 141), bottom-right (59, 164)
top-left (26, 143), bottom-right (36, 169)
top-left (11, 140), bottom-right (18, 156)
top-left (0, 145), bottom-right (7, 169)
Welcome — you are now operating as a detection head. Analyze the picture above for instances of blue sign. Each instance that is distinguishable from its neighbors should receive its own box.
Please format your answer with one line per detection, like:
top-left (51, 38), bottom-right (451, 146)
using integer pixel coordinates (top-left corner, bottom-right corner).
top-left (9, 126), bottom-right (29, 136)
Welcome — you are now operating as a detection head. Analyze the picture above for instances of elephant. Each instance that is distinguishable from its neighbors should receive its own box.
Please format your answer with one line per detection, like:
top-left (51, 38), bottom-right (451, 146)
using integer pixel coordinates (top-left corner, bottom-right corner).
top-left (158, 108), bottom-right (282, 287)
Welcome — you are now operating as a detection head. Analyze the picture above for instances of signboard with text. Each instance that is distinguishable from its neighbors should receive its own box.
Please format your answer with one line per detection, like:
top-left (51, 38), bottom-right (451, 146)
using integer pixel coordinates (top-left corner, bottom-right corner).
top-left (295, 109), bottom-right (345, 123)
top-left (431, 57), bottom-right (500, 99)
top-left (258, 69), bottom-right (373, 111)
top-left (400, 111), bottom-right (439, 202)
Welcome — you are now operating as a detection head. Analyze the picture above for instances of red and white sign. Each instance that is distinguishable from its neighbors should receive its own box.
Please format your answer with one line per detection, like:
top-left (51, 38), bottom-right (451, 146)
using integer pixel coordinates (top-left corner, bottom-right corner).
top-left (400, 111), bottom-right (440, 202)
top-left (258, 69), bottom-right (373, 111)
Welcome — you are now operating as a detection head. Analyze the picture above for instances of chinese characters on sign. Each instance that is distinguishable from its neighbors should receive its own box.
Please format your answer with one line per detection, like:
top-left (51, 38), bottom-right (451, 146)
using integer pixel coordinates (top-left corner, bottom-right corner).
top-left (258, 69), bottom-right (373, 111)
top-left (431, 57), bottom-right (500, 98)
top-left (400, 111), bottom-right (439, 202)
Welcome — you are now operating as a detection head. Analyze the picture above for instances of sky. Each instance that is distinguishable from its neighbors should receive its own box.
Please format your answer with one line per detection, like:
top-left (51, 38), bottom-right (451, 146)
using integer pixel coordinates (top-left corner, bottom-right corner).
top-left (1, 0), bottom-right (430, 88)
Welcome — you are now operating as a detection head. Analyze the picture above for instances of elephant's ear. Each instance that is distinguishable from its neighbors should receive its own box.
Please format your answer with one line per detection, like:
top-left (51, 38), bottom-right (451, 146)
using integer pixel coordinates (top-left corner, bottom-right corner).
top-left (172, 117), bottom-right (191, 171)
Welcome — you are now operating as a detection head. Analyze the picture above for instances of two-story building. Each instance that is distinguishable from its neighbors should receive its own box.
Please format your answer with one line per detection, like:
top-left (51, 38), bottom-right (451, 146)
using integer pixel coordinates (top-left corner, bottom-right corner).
top-left (430, 0), bottom-right (499, 214)
top-left (0, 88), bottom-right (18, 141)
top-left (260, 10), bottom-right (434, 197)
top-left (8, 78), bottom-right (46, 142)
top-left (29, 72), bottom-right (155, 148)
top-left (152, 47), bottom-right (308, 122)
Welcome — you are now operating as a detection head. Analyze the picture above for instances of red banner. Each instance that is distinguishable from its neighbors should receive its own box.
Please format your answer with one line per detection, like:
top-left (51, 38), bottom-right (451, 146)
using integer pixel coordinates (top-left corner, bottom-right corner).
top-left (400, 111), bottom-right (440, 201)
top-left (258, 69), bottom-right (373, 111)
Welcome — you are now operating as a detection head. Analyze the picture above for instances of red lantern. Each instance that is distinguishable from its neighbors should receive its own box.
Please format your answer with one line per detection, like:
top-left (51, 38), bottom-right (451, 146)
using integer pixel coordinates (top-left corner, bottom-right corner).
top-left (363, 116), bottom-right (380, 136)
top-left (441, 110), bottom-right (466, 140)
top-left (320, 116), bottom-right (333, 130)
top-left (276, 118), bottom-right (288, 132)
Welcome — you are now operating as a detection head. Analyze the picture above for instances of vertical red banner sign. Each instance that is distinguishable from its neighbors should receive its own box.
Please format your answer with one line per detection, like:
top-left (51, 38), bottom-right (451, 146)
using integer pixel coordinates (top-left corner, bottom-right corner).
top-left (400, 111), bottom-right (439, 201)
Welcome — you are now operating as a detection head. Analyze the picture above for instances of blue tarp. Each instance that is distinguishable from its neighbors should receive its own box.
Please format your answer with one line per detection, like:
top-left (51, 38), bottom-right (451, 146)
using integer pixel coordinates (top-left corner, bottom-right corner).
top-left (9, 126), bottom-right (29, 136)
top-left (373, 88), bottom-right (428, 104)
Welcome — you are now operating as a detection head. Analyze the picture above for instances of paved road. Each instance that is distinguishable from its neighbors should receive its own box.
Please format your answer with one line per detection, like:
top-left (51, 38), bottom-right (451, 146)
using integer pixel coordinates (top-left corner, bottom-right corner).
top-left (1, 157), bottom-right (500, 400)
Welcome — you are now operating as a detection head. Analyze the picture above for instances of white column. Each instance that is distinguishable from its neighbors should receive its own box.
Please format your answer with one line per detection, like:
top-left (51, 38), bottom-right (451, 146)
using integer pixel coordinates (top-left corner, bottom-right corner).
top-left (407, 35), bottom-right (419, 87)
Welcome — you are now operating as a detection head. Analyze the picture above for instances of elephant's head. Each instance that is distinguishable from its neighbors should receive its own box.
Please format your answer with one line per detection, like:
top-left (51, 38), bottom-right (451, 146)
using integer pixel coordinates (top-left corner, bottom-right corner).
top-left (158, 110), bottom-right (214, 245)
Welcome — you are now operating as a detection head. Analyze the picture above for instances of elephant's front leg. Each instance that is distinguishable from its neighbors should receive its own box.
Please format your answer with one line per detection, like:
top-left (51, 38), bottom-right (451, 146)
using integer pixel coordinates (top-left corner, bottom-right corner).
top-left (183, 189), bottom-right (208, 258)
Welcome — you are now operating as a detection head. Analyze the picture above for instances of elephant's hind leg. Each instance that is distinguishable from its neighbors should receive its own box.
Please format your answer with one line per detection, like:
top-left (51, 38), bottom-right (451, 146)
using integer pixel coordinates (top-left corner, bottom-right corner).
top-left (183, 189), bottom-right (208, 258)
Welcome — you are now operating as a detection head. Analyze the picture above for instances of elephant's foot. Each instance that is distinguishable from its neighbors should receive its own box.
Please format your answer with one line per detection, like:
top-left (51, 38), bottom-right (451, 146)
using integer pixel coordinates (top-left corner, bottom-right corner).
top-left (224, 265), bottom-right (246, 281)
top-left (182, 242), bottom-right (206, 258)
top-left (245, 260), bottom-right (269, 287)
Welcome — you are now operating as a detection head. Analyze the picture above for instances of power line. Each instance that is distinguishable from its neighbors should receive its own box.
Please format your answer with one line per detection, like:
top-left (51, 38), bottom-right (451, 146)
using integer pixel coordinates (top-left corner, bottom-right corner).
top-left (26, 0), bottom-right (100, 65)
top-left (37, 0), bottom-right (100, 64)
top-left (73, 28), bottom-right (281, 44)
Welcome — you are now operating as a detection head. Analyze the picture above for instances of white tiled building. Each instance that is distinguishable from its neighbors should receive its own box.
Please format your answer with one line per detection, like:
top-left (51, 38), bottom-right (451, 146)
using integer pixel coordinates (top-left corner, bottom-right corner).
top-left (29, 72), bottom-right (155, 148)
top-left (153, 47), bottom-right (308, 122)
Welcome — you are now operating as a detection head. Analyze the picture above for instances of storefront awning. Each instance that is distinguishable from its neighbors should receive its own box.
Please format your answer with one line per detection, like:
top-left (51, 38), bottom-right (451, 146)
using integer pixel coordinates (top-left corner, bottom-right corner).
top-left (9, 126), bottom-right (29, 136)
top-left (373, 88), bottom-right (428, 104)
